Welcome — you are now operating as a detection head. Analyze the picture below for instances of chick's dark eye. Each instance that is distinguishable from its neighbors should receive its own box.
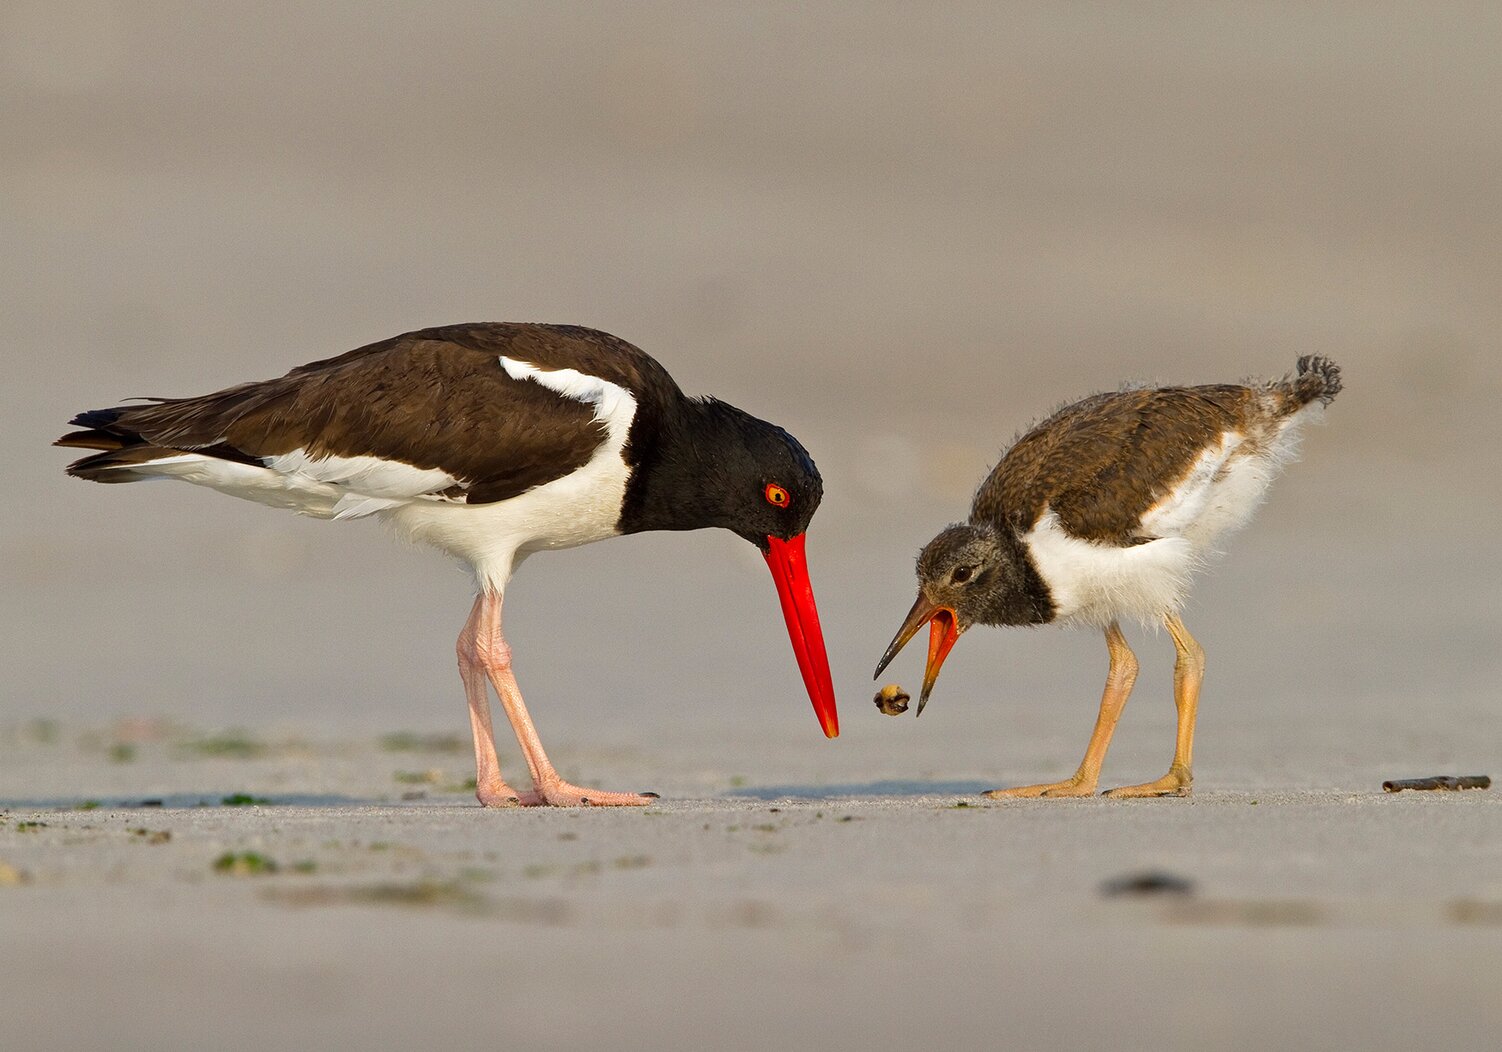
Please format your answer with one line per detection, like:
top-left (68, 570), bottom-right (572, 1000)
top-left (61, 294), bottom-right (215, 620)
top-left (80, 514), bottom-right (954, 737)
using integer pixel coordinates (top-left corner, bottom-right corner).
top-left (952, 565), bottom-right (974, 584)
top-left (764, 483), bottom-right (791, 508)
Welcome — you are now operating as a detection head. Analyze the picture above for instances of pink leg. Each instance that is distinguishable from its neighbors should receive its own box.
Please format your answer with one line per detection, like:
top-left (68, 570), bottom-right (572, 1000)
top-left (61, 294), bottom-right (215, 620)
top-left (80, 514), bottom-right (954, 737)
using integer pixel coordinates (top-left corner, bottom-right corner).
top-left (456, 596), bottom-right (525, 807)
top-left (459, 591), bottom-right (656, 807)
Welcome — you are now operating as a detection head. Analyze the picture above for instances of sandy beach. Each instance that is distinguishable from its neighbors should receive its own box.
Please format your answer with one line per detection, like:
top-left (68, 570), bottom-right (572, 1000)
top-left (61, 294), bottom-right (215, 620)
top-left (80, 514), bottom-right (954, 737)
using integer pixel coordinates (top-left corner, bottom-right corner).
top-left (3, 720), bottom-right (1501, 1051)
top-left (5, 3), bottom-right (1502, 1049)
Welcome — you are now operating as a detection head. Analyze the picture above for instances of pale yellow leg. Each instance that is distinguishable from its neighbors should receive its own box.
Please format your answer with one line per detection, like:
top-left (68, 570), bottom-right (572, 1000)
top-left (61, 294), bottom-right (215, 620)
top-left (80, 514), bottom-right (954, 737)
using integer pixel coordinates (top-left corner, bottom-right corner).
top-left (1104, 613), bottom-right (1203, 798)
top-left (985, 621), bottom-right (1138, 799)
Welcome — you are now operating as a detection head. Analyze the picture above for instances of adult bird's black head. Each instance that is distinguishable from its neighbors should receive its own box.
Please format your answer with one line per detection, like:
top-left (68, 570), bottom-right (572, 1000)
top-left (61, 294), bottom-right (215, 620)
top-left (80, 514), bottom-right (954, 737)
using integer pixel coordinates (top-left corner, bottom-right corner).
top-left (621, 396), bottom-right (838, 737)
top-left (874, 522), bottom-right (1045, 716)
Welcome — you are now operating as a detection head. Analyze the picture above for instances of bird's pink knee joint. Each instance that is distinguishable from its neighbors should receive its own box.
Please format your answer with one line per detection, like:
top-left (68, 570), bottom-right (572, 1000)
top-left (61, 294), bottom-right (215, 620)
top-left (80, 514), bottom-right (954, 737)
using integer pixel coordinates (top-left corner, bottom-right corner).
top-left (457, 631), bottom-right (512, 672)
top-left (472, 635), bottom-right (513, 671)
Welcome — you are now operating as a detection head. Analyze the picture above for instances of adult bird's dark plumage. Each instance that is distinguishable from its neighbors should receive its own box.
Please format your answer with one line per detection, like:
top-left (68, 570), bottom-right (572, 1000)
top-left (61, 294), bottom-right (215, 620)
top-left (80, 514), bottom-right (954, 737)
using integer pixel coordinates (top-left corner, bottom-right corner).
top-left (59, 323), bottom-right (840, 806)
top-left (876, 356), bottom-right (1342, 798)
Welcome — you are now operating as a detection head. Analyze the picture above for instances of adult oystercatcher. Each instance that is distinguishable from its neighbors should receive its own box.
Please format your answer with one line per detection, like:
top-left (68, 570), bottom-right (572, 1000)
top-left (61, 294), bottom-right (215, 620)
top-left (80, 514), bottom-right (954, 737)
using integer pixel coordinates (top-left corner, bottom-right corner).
top-left (875, 356), bottom-right (1341, 798)
top-left (57, 323), bottom-right (839, 806)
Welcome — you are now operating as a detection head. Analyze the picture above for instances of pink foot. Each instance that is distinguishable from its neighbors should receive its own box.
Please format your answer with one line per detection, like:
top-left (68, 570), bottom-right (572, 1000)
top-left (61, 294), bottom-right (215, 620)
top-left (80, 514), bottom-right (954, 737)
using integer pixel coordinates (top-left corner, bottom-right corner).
top-left (518, 779), bottom-right (659, 807)
top-left (475, 777), bottom-right (526, 808)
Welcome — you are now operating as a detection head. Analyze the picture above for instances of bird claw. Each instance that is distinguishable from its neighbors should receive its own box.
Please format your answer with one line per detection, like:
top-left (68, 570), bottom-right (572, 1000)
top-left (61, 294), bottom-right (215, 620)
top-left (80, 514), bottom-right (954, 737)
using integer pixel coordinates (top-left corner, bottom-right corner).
top-left (983, 778), bottom-right (1097, 799)
top-left (475, 785), bottom-right (525, 808)
top-left (520, 781), bottom-right (657, 807)
top-left (1101, 769), bottom-right (1192, 798)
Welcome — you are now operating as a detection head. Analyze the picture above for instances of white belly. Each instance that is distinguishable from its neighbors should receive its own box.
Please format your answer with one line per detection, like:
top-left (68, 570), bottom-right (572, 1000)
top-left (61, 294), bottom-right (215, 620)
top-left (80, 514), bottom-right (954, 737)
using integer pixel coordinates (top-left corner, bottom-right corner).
top-left (1024, 511), bottom-right (1197, 627)
top-left (385, 450), bottom-right (630, 593)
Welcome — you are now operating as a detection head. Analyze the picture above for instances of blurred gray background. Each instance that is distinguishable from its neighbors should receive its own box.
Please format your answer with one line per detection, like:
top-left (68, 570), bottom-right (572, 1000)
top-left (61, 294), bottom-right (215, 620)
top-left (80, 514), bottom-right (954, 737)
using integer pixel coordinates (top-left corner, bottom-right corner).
top-left (3, 1), bottom-right (1499, 784)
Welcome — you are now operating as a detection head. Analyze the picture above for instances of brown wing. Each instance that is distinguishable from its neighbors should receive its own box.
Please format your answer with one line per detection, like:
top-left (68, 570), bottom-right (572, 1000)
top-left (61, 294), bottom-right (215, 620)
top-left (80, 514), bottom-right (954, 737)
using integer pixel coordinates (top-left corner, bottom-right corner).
top-left (59, 324), bottom-right (673, 505)
top-left (972, 384), bottom-right (1255, 543)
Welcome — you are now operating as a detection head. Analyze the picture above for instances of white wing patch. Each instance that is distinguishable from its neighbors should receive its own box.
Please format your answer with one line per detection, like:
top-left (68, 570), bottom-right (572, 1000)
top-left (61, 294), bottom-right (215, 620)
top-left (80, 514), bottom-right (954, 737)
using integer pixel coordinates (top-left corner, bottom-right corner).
top-left (498, 356), bottom-right (637, 440)
top-left (263, 450), bottom-right (461, 520)
top-left (96, 448), bottom-right (462, 520)
top-left (390, 357), bottom-right (642, 592)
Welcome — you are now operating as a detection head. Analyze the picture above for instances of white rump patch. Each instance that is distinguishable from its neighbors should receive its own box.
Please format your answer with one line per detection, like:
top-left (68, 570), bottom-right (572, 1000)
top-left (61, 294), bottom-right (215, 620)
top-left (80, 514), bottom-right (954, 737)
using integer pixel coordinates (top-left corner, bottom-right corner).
top-left (1142, 418), bottom-right (1310, 553)
top-left (1138, 431), bottom-right (1247, 541)
top-left (1025, 510), bottom-right (1196, 627)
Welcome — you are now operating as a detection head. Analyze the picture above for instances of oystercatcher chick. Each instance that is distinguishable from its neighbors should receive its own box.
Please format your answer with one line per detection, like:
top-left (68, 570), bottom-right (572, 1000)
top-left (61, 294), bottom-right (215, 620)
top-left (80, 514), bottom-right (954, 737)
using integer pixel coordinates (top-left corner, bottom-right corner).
top-left (58, 323), bottom-right (839, 806)
top-left (875, 356), bottom-right (1341, 798)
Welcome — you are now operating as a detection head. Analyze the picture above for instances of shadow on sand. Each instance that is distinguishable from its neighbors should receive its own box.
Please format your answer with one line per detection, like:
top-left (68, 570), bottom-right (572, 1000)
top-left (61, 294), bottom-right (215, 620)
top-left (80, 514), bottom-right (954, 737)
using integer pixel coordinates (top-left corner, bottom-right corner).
top-left (726, 779), bottom-right (994, 801)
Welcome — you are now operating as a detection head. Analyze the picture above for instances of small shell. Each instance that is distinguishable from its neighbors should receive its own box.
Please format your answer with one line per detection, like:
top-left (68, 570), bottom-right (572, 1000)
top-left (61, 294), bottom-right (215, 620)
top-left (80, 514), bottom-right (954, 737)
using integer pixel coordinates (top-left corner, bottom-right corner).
top-left (873, 684), bottom-right (911, 716)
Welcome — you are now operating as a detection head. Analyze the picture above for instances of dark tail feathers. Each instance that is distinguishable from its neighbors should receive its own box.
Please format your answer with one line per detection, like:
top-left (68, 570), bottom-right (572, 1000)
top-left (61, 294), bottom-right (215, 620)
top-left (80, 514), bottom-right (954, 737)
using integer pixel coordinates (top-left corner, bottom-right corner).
top-left (56, 405), bottom-right (152, 481)
top-left (56, 406), bottom-right (138, 452)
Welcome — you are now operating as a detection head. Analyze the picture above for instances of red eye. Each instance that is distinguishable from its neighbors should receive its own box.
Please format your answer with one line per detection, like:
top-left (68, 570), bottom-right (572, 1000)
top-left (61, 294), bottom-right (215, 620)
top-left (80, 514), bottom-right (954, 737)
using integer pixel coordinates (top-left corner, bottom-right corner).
top-left (764, 483), bottom-right (791, 508)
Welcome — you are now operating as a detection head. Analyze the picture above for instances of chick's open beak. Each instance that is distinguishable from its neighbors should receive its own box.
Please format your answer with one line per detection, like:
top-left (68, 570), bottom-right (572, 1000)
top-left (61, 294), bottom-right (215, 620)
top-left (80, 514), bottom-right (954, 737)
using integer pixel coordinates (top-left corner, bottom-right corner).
top-left (874, 593), bottom-right (961, 717)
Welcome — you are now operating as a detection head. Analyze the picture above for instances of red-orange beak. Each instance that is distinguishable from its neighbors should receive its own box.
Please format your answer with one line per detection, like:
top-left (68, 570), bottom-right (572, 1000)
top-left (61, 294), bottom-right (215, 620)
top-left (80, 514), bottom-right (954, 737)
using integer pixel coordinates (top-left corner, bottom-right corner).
top-left (874, 593), bottom-right (961, 716)
top-left (763, 534), bottom-right (839, 738)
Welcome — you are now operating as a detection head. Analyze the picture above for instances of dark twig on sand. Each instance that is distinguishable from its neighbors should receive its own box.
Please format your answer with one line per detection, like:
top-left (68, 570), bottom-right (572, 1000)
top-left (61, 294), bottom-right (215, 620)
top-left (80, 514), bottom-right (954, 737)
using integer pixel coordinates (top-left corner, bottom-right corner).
top-left (1381, 775), bottom-right (1491, 793)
